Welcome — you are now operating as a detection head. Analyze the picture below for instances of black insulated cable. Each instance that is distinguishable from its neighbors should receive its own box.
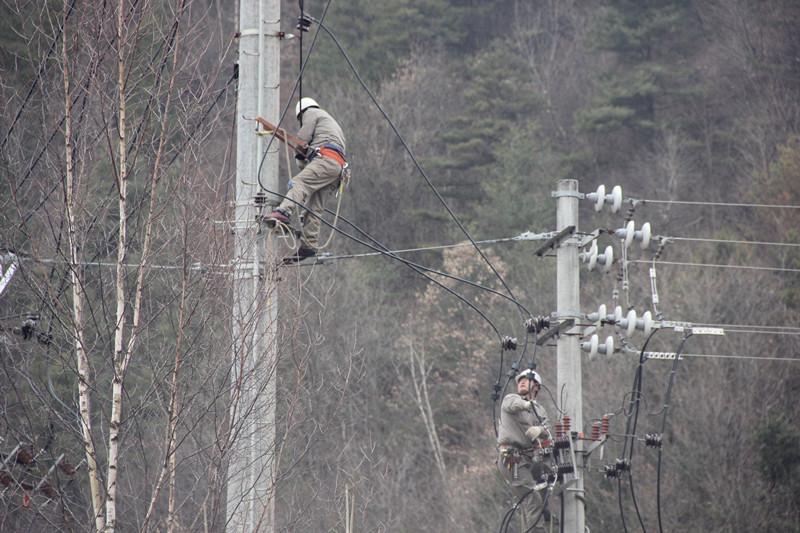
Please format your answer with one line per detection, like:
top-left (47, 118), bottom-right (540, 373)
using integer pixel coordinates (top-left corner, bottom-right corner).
top-left (260, 185), bottom-right (504, 341)
top-left (309, 17), bottom-right (530, 324)
top-left (656, 333), bottom-right (692, 533)
top-left (255, 0), bottom-right (334, 191)
top-left (618, 329), bottom-right (660, 533)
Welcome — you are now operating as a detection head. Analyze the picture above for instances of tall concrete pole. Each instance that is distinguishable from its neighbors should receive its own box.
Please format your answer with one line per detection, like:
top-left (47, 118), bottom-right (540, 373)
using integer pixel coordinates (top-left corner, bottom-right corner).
top-left (555, 179), bottom-right (586, 532)
top-left (228, 0), bottom-right (279, 531)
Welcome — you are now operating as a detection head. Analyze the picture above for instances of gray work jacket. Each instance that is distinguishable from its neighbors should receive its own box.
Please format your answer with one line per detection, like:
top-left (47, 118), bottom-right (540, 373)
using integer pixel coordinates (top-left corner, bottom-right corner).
top-left (497, 393), bottom-right (549, 449)
top-left (296, 107), bottom-right (346, 152)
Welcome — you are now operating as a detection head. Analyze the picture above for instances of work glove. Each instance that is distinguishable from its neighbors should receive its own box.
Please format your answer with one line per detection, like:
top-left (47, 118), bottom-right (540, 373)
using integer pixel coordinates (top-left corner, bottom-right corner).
top-left (525, 426), bottom-right (547, 441)
top-left (287, 179), bottom-right (294, 190)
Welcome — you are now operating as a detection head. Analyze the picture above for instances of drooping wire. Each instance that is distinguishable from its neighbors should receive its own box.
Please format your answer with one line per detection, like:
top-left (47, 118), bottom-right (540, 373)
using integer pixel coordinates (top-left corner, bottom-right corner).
top-left (498, 488), bottom-right (534, 533)
top-left (261, 185), bottom-right (504, 340)
top-left (309, 16), bottom-right (529, 324)
top-left (255, 0), bottom-right (334, 190)
top-left (317, 215), bottom-right (539, 435)
top-left (298, 0), bottom-right (304, 112)
top-left (618, 329), bottom-right (660, 533)
top-left (326, 208), bottom-right (533, 315)
top-left (656, 333), bottom-right (692, 533)
top-left (288, 233), bottom-right (535, 262)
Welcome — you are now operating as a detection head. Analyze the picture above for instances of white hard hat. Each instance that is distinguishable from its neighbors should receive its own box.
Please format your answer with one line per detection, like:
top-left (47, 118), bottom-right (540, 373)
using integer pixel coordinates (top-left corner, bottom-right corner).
top-left (296, 97), bottom-right (319, 118)
top-left (515, 369), bottom-right (542, 385)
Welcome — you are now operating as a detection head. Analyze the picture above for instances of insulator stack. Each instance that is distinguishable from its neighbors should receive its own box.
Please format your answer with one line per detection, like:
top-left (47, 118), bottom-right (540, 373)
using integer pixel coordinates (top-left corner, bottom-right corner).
top-left (591, 422), bottom-right (601, 441)
top-left (562, 415), bottom-right (571, 434)
top-left (615, 458), bottom-right (631, 472)
top-left (601, 415), bottom-right (610, 435)
top-left (555, 421), bottom-right (564, 438)
top-left (644, 433), bottom-right (663, 448)
top-left (553, 437), bottom-right (571, 450)
top-left (557, 463), bottom-right (575, 475)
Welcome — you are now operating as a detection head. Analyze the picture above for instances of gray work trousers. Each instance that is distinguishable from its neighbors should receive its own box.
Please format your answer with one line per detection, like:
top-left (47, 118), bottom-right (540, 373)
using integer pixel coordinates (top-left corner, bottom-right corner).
top-left (279, 156), bottom-right (342, 249)
top-left (497, 451), bottom-right (550, 531)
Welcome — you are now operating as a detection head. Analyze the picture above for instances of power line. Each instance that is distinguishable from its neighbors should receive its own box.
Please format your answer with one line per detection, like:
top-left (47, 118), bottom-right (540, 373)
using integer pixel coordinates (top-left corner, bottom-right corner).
top-left (312, 17), bottom-right (528, 322)
top-left (289, 231), bottom-right (552, 263)
top-left (628, 259), bottom-right (800, 273)
top-left (661, 236), bottom-right (800, 248)
top-left (631, 198), bottom-right (800, 210)
top-left (691, 321), bottom-right (800, 331)
top-left (259, 185), bottom-right (506, 340)
top-left (629, 348), bottom-right (800, 362)
top-left (705, 328), bottom-right (800, 336)
top-left (680, 353), bottom-right (800, 362)
top-left (321, 208), bottom-right (534, 316)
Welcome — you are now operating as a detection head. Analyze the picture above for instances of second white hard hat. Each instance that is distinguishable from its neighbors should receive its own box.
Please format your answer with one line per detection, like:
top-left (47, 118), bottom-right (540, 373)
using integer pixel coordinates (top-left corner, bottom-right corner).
top-left (515, 369), bottom-right (542, 385)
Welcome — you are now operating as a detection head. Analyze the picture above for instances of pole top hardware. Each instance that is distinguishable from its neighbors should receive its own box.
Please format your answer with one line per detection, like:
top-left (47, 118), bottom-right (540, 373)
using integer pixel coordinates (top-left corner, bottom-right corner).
top-left (585, 184), bottom-right (623, 213)
top-left (534, 225), bottom-right (576, 257)
top-left (535, 318), bottom-right (576, 346)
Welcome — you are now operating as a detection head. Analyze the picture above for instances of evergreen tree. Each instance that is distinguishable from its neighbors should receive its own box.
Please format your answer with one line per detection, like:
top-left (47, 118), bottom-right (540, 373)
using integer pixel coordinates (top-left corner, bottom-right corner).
top-left (577, 0), bottom-right (702, 139)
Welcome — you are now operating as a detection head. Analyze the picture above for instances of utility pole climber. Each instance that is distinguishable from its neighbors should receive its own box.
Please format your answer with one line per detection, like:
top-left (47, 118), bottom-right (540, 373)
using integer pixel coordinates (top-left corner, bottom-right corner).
top-left (555, 179), bottom-right (586, 532)
top-left (228, 0), bottom-right (280, 531)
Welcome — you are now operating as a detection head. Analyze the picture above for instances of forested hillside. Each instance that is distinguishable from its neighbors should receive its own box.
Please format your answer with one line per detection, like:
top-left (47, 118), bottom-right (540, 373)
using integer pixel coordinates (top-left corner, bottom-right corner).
top-left (1, 0), bottom-right (798, 531)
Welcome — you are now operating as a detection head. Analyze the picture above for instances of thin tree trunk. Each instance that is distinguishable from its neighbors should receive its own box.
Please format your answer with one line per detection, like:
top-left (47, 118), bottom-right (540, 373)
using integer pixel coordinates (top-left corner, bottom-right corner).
top-left (107, 1), bottom-right (186, 529)
top-left (62, 2), bottom-right (105, 530)
top-left (106, 1), bottom-right (128, 529)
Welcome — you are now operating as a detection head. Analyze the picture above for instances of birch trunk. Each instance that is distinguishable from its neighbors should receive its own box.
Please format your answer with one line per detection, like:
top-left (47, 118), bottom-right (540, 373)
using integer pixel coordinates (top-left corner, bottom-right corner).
top-left (107, 1), bottom-right (185, 528)
top-left (62, 2), bottom-right (105, 530)
top-left (105, 1), bottom-right (128, 529)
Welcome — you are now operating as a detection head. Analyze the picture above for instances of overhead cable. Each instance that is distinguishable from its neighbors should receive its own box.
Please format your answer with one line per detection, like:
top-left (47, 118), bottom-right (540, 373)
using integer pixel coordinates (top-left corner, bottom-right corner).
top-left (628, 259), bottom-right (800, 274)
top-left (630, 198), bottom-right (800, 210)
top-left (310, 17), bottom-right (529, 322)
top-left (260, 186), bottom-right (504, 340)
top-left (661, 236), bottom-right (800, 248)
top-left (656, 333), bottom-right (692, 533)
top-left (255, 0), bottom-right (333, 188)
top-left (290, 231), bottom-right (551, 262)
top-left (691, 321), bottom-right (800, 331)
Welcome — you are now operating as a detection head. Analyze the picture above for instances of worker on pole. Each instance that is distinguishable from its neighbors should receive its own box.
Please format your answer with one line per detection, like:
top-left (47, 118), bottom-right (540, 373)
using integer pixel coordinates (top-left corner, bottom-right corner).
top-left (263, 97), bottom-right (348, 262)
top-left (497, 368), bottom-right (552, 530)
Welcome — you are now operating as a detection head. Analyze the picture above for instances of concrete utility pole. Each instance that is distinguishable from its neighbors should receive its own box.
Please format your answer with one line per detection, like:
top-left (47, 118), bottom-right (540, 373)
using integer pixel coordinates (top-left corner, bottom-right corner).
top-left (555, 179), bottom-right (586, 532)
top-left (228, 0), bottom-right (280, 531)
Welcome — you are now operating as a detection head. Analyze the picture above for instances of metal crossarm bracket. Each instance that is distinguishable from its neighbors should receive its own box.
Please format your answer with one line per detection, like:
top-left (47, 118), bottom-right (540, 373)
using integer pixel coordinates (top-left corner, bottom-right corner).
top-left (534, 226), bottom-right (576, 257)
top-left (536, 318), bottom-right (575, 345)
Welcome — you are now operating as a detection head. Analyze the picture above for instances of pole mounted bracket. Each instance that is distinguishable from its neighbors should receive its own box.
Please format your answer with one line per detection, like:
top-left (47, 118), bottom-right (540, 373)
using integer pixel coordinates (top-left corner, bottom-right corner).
top-left (534, 225), bottom-right (576, 257)
top-left (535, 318), bottom-right (575, 346)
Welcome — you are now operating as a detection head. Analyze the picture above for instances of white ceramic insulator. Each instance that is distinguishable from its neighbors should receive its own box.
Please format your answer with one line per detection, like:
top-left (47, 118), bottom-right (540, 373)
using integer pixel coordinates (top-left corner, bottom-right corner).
top-left (601, 245), bottom-right (614, 272)
top-left (639, 222), bottom-right (651, 249)
top-left (597, 304), bottom-right (607, 325)
top-left (594, 184), bottom-right (606, 211)
top-left (624, 220), bottom-right (635, 249)
top-left (626, 309), bottom-right (637, 336)
top-left (588, 241), bottom-right (598, 271)
top-left (582, 334), bottom-right (600, 357)
top-left (610, 185), bottom-right (623, 213)
top-left (614, 305), bottom-right (623, 323)
top-left (600, 336), bottom-right (615, 355)
top-left (638, 311), bottom-right (653, 335)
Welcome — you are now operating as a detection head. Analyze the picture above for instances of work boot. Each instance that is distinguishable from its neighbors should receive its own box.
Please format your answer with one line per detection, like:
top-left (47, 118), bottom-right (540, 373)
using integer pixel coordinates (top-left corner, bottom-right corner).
top-left (282, 246), bottom-right (317, 264)
top-left (262, 208), bottom-right (290, 227)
